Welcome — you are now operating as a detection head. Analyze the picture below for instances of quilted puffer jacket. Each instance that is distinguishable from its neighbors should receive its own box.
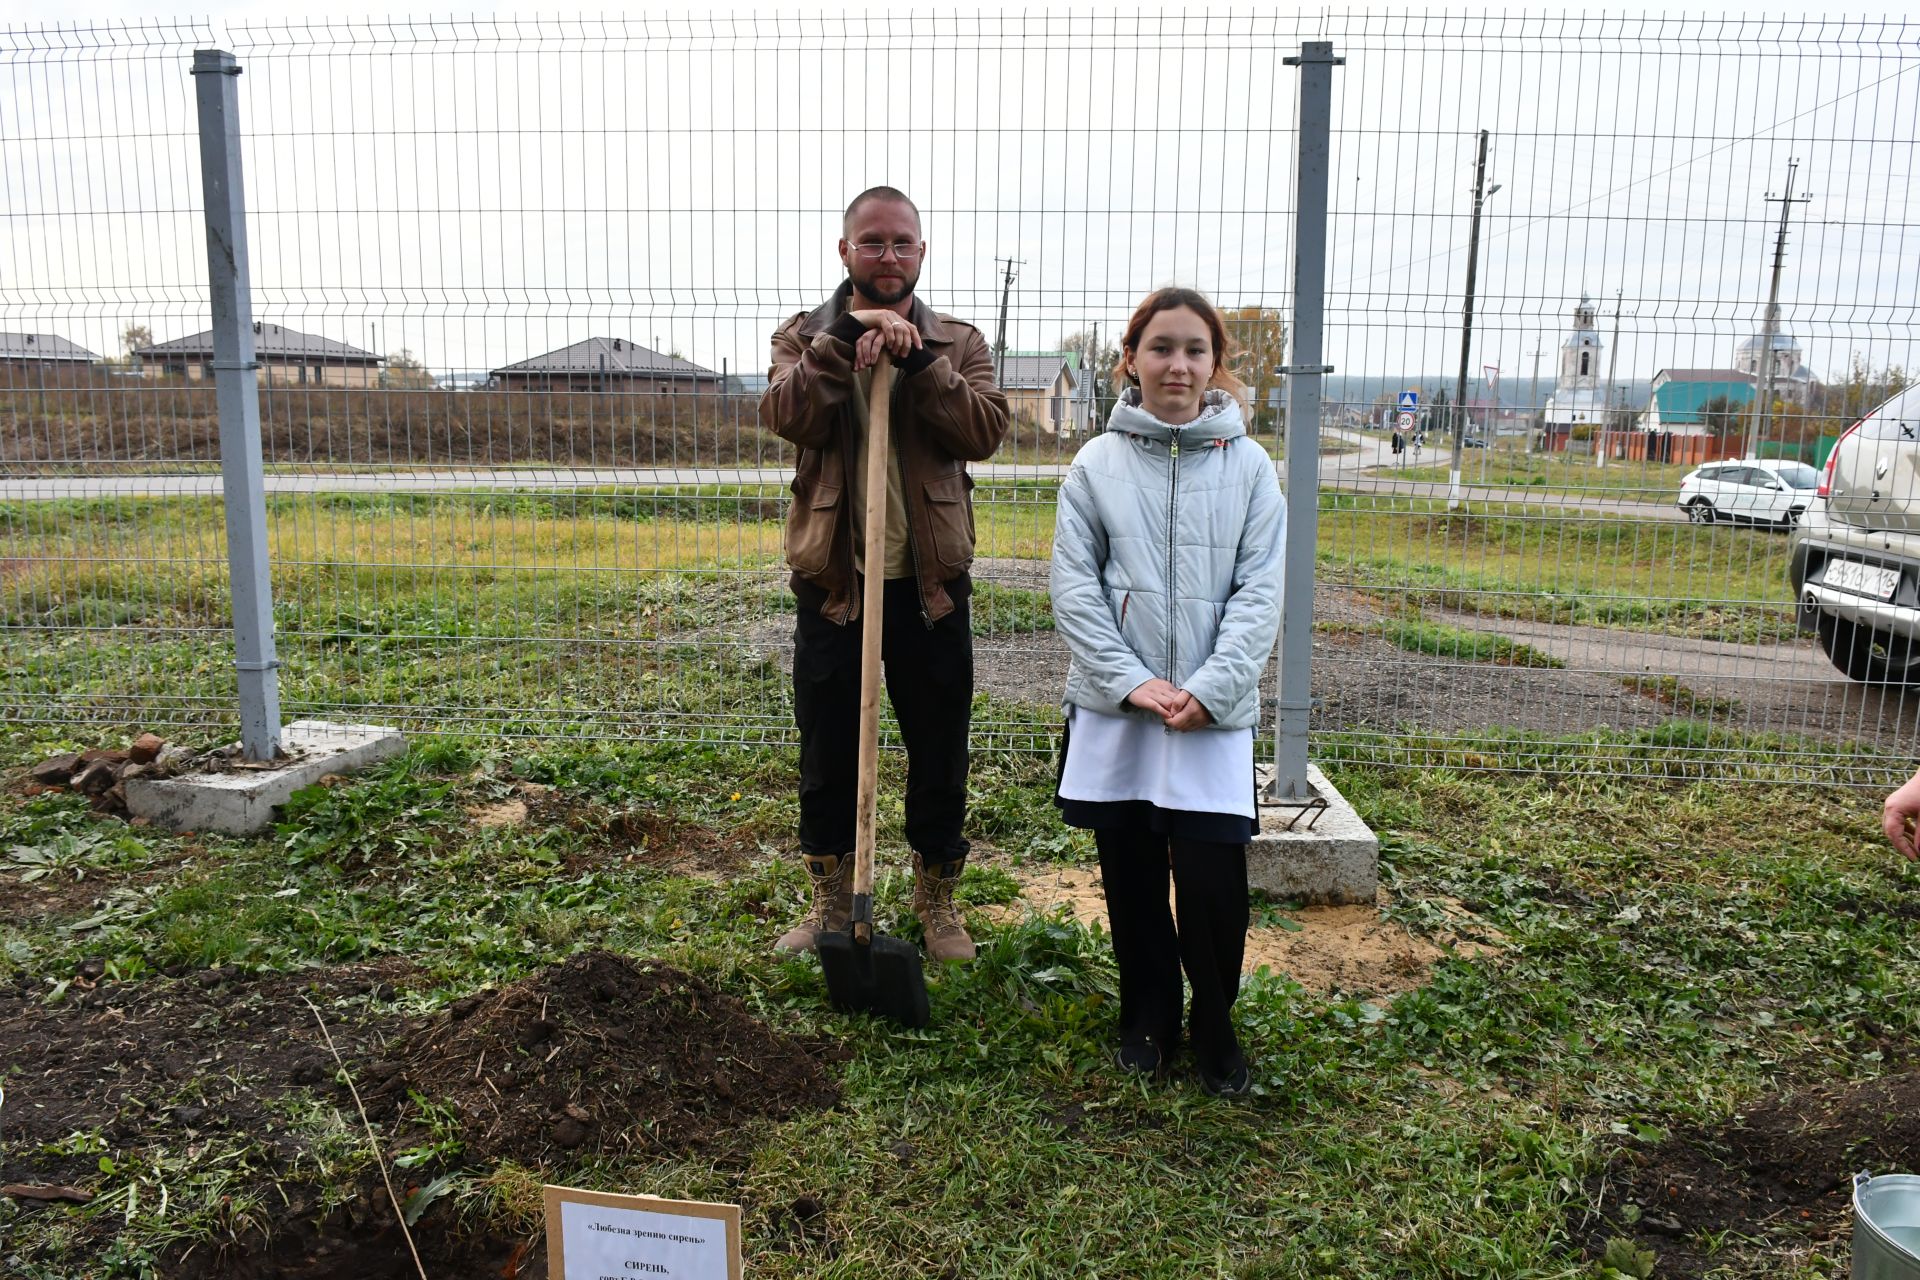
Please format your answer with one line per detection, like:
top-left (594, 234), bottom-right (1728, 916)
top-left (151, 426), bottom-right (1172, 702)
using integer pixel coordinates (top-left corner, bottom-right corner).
top-left (1049, 388), bottom-right (1286, 730)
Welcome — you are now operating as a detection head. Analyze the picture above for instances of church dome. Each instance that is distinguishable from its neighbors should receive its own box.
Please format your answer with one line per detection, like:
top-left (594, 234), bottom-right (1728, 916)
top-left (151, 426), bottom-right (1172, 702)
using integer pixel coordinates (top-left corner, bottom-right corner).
top-left (1737, 332), bottom-right (1802, 355)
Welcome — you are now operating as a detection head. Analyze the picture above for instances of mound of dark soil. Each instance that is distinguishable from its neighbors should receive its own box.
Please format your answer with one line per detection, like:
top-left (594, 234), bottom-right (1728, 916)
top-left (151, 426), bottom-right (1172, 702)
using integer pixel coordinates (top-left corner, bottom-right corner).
top-left (0, 960), bottom-right (414, 1191)
top-left (182, 1207), bottom-right (541, 1280)
top-left (361, 949), bottom-right (843, 1165)
top-left (3, 951), bottom-right (841, 1279)
top-left (1582, 1067), bottom-right (1920, 1276)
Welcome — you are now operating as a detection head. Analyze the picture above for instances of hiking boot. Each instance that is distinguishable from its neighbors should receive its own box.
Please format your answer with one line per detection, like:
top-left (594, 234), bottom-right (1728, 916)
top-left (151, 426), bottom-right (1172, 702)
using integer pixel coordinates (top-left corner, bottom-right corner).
top-left (773, 854), bottom-right (853, 954)
top-left (912, 852), bottom-right (976, 963)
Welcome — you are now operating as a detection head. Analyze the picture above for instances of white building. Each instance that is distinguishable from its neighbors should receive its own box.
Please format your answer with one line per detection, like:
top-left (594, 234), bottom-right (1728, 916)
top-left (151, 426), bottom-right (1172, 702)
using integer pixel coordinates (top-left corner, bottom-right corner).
top-left (1543, 295), bottom-right (1609, 427)
top-left (1733, 329), bottom-right (1818, 399)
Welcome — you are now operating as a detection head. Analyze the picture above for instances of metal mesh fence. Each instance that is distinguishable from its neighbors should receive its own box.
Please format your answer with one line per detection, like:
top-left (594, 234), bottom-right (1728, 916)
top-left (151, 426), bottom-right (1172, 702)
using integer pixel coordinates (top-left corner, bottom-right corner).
top-left (1311, 13), bottom-right (1919, 786)
top-left (1, 14), bottom-right (1915, 785)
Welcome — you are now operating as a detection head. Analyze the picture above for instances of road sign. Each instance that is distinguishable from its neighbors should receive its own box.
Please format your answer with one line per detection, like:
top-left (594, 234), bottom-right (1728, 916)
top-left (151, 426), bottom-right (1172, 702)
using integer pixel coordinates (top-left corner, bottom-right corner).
top-left (1397, 391), bottom-right (1419, 411)
top-left (1396, 411), bottom-right (1416, 431)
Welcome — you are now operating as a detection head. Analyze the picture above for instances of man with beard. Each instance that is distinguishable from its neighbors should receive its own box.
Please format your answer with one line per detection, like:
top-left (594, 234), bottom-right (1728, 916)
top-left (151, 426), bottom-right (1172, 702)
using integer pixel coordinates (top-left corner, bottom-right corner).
top-left (760, 186), bottom-right (1009, 963)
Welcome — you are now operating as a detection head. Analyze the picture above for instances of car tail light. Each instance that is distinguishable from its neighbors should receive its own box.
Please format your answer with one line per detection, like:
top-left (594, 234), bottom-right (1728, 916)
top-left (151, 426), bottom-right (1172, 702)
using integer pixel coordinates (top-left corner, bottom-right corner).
top-left (1820, 419), bottom-right (1864, 497)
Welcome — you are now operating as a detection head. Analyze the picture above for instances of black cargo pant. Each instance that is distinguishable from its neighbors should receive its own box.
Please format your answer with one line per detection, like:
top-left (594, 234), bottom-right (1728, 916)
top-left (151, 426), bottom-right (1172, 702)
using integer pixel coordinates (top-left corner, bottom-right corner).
top-left (792, 574), bottom-right (972, 864)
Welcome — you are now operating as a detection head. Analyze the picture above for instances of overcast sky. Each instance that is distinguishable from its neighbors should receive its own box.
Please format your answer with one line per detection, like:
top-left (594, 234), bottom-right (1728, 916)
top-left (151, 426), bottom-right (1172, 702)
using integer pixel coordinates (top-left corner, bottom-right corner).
top-left (4, 4), bottom-right (1915, 405)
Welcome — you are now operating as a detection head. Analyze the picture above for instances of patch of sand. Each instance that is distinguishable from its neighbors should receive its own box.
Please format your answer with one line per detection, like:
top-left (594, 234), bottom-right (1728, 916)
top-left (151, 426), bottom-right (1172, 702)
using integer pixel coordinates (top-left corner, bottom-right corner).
top-left (983, 864), bottom-right (1500, 1000)
top-left (466, 798), bottom-right (529, 828)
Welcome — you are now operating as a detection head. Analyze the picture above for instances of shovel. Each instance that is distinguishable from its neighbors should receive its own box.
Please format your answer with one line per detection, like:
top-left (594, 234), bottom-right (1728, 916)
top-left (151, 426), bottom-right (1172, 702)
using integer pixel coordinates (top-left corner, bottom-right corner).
top-left (816, 352), bottom-right (931, 1029)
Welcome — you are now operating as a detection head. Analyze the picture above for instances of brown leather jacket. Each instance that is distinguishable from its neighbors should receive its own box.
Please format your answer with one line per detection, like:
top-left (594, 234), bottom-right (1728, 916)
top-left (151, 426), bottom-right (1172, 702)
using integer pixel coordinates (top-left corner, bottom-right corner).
top-left (761, 281), bottom-right (1010, 624)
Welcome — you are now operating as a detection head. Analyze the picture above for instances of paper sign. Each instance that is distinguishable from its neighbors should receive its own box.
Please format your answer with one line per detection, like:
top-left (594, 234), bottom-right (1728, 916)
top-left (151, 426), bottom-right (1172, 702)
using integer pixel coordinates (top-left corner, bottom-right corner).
top-left (545, 1185), bottom-right (742, 1280)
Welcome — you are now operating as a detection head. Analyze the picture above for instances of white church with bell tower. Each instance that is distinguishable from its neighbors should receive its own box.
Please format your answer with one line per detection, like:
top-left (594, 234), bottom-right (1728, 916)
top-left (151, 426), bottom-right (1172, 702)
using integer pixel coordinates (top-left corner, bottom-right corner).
top-left (1544, 294), bottom-right (1609, 427)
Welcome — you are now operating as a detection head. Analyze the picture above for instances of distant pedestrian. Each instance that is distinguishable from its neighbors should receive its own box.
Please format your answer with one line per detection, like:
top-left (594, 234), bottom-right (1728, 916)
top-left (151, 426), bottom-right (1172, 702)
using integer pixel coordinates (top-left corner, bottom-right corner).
top-left (1048, 286), bottom-right (1286, 1097)
top-left (1391, 430), bottom-right (1405, 456)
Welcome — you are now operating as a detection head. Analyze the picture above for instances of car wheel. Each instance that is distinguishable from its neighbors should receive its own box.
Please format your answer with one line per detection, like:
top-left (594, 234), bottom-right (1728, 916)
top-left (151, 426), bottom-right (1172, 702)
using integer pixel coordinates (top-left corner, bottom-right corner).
top-left (1782, 507), bottom-right (1805, 529)
top-left (1685, 498), bottom-right (1716, 524)
top-left (1816, 612), bottom-right (1920, 685)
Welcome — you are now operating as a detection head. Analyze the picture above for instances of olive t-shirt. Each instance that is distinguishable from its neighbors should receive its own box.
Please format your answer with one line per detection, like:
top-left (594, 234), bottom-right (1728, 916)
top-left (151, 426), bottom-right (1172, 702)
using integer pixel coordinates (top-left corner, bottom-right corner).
top-left (848, 365), bottom-right (913, 579)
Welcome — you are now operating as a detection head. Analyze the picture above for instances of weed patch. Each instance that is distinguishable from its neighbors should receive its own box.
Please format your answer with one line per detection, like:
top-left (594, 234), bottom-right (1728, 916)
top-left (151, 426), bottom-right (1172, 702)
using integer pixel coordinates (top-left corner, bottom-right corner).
top-left (1620, 674), bottom-right (1745, 718)
top-left (1380, 615), bottom-right (1565, 667)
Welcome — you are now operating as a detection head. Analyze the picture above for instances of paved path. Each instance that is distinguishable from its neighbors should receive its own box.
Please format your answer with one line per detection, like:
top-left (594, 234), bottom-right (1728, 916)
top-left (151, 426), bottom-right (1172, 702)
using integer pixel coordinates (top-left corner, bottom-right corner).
top-left (1432, 606), bottom-right (1837, 685)
top-left (0, 435), bottom-right (1682, 523)
top-left (0, 463), bottom-right (1079, 500)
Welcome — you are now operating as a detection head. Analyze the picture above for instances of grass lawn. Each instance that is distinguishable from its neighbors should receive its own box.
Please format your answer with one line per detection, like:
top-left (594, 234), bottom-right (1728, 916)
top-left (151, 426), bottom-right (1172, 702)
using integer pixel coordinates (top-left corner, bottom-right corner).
top-left (0, 484), bottom-right (1804, 778)
top-left (1378, 447), bottom-right (1698, 500)
top-left (0, 720), bottom-right (1912, 1278)
top-left (1316, 495), bottom-right (1797, 643)
top-left (0, 486), bottom-right (1907, 1275)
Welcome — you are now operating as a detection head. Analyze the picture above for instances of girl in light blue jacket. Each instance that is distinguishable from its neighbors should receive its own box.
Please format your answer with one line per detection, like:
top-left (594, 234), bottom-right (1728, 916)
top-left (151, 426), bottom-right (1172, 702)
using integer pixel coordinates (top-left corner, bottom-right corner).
top-left (1049, 287), bottom-right (1285, 1097)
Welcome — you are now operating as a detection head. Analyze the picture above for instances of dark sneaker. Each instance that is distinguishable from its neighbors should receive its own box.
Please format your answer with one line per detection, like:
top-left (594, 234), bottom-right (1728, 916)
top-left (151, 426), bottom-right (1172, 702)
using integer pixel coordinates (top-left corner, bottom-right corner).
top-left (1114, 1030), bottom-right (1180, 1078)
top-left (1198, 1061), bottom-right (1252, 1098)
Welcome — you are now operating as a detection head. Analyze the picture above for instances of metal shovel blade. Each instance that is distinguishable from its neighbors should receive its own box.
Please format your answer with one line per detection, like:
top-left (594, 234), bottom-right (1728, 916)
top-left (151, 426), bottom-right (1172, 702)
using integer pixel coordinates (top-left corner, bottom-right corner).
top-left (816, 900), bottom-right (929, 1029)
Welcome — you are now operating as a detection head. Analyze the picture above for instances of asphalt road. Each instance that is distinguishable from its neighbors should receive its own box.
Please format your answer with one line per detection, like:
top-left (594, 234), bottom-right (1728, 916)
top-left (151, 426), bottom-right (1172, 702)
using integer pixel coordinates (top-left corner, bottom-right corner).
top-left (0, 464), bottom-right (1054, 499)
top-left (0, 434), bottom-right (1685, 523)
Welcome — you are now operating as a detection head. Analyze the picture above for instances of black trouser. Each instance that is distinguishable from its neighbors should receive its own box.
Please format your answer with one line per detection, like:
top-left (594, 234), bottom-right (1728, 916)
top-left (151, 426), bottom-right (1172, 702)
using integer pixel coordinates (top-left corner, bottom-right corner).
top-left (792, 574), bottom-right (972, 863)
top-left (1095, 827), bottom-right (1249, 1076)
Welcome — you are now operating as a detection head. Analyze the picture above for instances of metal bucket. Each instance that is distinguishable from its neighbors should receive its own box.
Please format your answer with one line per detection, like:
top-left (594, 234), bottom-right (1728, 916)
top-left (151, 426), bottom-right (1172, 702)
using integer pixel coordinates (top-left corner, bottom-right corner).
top-left (1855, 1172), bottom-right (1920, 1280)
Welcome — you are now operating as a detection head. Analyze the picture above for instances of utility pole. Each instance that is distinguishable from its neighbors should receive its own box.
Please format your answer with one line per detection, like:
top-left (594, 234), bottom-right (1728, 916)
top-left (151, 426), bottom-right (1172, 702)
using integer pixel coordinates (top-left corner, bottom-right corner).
top-left (1449, 129), bottom-right (1494, 511)
top-left (1525, 340), bottom-right (1545, 456)
top-left (1598, 290), bottom-right (1622, 470)
top-left (1747, 158), bottom-right (1811, 460)
top-left (992, 256), bottom-right (1022, 385)
top-left (1089, 320), bottom-right (1100, 431)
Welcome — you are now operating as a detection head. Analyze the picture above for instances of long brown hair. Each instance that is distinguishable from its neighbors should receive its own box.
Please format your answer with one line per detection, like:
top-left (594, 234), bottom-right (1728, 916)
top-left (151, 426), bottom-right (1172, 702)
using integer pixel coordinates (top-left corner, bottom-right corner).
top-left (1112, 287), bottom-right (1250, 411)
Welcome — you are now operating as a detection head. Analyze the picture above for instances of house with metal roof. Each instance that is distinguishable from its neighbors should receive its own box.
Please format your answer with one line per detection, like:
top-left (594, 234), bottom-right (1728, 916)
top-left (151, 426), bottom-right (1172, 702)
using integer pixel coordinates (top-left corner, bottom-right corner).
top-left (1639, 369), bottom-right (1755, 434)
top-left (489, 337), bottom-right (720, 393)
top-left (137, 322), bottom-right (382, 387)
top-left (1, 331), bottom-right (101, 373)
top-left (997, 352), bottom-right (1082, 436)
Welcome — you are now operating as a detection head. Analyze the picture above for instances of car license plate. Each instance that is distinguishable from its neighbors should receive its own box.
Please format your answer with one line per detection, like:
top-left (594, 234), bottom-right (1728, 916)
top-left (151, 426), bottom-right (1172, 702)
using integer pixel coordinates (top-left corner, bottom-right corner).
top-left (1823, 558), bottom-right (1900, 600)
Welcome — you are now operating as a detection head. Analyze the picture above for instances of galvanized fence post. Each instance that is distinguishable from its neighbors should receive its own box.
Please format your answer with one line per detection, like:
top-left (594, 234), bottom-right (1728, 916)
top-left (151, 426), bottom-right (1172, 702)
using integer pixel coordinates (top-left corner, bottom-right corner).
top-left (192, 49), bottom-right (281, 760)
top-left (1270, 40), bottom-right (1342, 801)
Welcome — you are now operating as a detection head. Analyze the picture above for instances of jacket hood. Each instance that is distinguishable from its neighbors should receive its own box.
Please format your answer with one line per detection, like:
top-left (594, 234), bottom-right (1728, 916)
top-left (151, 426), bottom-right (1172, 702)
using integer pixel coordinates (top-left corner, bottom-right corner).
top-left (1107, 387), bottom-right (1247, 447)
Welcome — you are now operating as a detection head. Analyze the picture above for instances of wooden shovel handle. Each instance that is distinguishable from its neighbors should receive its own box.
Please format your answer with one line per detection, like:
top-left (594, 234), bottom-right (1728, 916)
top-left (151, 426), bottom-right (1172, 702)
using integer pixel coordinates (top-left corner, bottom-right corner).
top-left (853, 354), bottom-right (895, 931)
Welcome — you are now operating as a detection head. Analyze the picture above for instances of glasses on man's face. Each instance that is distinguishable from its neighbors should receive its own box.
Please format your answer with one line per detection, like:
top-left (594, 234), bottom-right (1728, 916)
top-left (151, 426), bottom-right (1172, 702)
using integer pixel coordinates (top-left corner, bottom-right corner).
top-left (850, 241), bottom-right (924, 261)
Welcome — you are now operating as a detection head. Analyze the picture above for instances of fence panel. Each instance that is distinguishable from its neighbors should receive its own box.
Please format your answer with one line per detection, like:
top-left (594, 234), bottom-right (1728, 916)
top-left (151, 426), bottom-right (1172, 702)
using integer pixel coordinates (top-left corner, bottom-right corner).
top-left (2, 22), bottom-right (242, 733)
top-left (1311, 13), bottom-right (1919, 787)
top-left (1, 14), bottom-right (1914, 787)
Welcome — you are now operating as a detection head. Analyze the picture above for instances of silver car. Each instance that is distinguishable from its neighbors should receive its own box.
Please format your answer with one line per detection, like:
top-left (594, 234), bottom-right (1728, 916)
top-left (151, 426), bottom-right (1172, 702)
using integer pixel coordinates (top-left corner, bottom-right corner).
top-left (1789, 383), bottom-right (1920, 683)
